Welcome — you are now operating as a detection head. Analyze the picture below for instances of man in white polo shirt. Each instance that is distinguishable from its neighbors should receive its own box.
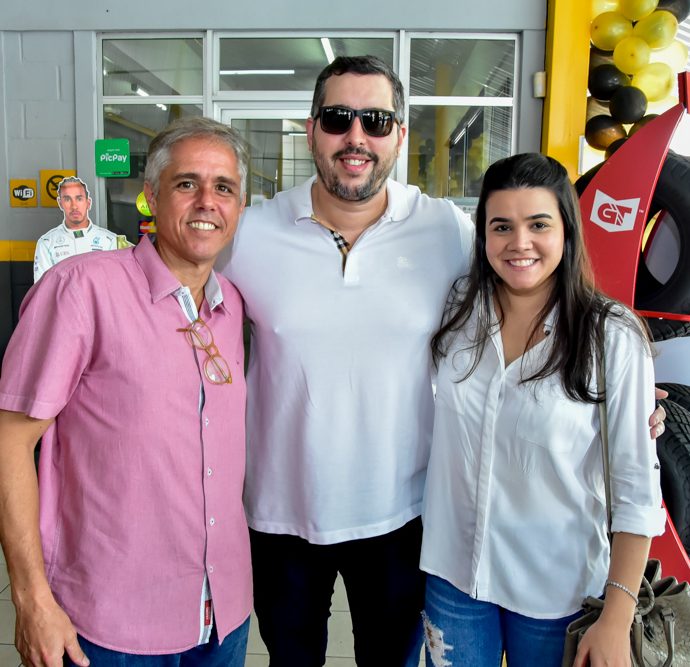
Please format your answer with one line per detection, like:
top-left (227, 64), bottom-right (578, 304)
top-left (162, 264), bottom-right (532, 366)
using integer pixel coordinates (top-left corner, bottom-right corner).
top-left (218, 55), bottom-right (474, 667)
top-left (33, 177), bottom-right (119, 282)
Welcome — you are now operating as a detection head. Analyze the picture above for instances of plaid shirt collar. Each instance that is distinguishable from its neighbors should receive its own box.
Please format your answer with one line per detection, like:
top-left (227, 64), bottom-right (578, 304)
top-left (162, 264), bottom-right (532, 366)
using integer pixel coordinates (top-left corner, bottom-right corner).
top-left (310, 213), bottom-right (350, 270)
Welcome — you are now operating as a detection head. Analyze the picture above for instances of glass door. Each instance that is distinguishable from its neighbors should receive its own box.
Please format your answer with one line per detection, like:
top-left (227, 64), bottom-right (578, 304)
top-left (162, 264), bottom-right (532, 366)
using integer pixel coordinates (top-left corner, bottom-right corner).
top-left (219, 108), bottom-right (315, 206)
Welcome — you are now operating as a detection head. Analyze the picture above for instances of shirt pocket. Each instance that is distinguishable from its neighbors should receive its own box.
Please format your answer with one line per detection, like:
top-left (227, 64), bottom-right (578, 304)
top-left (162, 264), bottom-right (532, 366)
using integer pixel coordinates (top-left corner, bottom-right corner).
top-left (514, 384), bottom-right (591, 452)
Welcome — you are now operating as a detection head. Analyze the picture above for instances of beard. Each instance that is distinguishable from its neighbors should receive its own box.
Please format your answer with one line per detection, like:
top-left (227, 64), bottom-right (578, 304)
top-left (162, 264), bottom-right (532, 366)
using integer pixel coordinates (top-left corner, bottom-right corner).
top-left (311, 141), bottom-right (398, 203)
top-left (65, 213), bottom-right (89, 228)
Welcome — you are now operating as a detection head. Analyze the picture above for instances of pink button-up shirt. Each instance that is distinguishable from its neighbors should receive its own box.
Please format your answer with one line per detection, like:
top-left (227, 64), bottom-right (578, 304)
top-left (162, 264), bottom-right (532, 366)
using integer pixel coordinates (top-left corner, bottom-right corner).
top-left (0, 236), bottom-right (251, 653)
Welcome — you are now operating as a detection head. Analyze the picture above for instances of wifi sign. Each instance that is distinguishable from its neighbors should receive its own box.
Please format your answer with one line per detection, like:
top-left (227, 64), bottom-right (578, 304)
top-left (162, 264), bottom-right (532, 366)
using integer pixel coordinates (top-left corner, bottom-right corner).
top-left (9, 179), bottom-right (37, 208)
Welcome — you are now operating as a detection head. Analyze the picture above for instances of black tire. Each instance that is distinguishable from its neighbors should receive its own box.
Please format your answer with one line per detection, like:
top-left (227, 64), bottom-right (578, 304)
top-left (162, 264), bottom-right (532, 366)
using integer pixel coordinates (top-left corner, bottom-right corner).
top-left (656, 398), bottom-right (690, 553)
top-left (575, 152), bottom-right (690, 333)
top-left (634, 152), bottom-right (690, 315)
top-left (657, 383), bottom-right (690, 414)
top-left (647, 318), bottom-right (690, 342)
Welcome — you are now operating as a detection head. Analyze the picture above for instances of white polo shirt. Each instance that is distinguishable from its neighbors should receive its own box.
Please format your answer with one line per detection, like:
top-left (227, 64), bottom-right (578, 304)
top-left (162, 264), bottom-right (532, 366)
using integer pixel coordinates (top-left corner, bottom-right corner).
top-left (421, 303), bottom-right (666, 618)
top-left (34, 221), bottom-right (119, 282)
top-left (219, 177), bottom-right (474, 544)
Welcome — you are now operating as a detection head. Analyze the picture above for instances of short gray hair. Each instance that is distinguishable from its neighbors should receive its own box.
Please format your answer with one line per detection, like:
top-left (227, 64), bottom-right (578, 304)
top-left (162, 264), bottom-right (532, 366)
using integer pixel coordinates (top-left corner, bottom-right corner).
top-left (144, 117), bottom-right (249, 199)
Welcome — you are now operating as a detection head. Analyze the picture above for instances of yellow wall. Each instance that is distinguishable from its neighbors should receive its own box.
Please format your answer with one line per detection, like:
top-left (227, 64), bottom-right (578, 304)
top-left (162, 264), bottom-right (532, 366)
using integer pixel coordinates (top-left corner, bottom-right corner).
top-left (0, 240), bottom-right (36, 262)
top-left (542, 0), bottom-right (592, 178)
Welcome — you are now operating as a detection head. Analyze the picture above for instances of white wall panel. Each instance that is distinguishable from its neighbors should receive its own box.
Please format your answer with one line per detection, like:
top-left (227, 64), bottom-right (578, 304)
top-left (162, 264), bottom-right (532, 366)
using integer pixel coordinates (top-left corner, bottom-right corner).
top-left (4, 0), bottom-right (546, 31)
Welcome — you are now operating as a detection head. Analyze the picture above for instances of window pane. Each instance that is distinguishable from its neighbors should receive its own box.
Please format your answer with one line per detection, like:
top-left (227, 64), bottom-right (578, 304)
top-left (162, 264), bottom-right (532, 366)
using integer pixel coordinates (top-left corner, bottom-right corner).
top-left (229, 118), bottom-right (316, 203)
top-left (103, 39), bottom-right (203, 96)
top-left (218, 37), bottom-right (394, 91)
top-left (103, 104), bottom-right (202, 241)
top-left (407, 104), bottom-right (512, 199)
top-left (409, 38), bottom-right (515, 97)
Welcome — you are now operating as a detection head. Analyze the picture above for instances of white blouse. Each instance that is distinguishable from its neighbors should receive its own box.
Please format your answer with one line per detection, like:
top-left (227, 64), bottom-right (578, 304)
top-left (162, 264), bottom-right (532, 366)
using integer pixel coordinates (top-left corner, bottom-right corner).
top-left (420, 304), bottom-right (666, 618)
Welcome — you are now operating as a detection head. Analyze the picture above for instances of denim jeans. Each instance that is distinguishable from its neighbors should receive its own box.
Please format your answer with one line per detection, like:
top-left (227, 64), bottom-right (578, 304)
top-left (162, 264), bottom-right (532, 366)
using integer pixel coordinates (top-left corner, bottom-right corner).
top-left (250, 517), bottom-right (426, 667)
top-left (423, 574), bottom-right (581, 667)
top-left (64, 617), bottom-right (249, 667)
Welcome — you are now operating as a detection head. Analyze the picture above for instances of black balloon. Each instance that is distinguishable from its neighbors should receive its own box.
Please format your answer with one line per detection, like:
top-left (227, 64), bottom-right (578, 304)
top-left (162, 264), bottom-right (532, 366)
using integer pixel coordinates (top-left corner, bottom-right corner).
top-left (589, 64), bottom-right (631, 100)
top-left (609, 86), bottom-right (648, 124)
top-left (629, 113), bottom-right (659, 136)
top-left (585, 115), bottom-right (627, 151)
top-left (657, 0), bottom-right (690, 21)
top-left (605, 137), bottom-right (628, 159)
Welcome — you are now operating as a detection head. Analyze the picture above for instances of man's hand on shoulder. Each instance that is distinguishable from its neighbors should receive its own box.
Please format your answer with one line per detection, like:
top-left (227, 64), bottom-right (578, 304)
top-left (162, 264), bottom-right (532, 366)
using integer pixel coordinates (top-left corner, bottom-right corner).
top-left (14, 589), bottom-right (89, 667)
top-left (650, 387), bottom-right (668, 439)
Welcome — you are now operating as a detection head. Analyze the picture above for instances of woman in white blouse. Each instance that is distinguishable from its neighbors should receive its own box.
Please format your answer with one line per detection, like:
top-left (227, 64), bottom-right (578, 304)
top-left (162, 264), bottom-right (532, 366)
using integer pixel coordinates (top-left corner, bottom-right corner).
top-left (420, 153), bottom-right (666, 667)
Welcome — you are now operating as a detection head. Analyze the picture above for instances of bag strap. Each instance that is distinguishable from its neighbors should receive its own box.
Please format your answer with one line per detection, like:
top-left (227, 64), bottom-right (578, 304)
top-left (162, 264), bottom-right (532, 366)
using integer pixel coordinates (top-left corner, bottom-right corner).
top-left (596, 314), bottom-right (612, 537)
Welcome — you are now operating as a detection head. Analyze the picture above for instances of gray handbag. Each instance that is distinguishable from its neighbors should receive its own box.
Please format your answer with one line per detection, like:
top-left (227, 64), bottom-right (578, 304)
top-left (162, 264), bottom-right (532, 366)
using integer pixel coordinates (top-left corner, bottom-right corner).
top-left (562, 319), bottom-right (690, 666)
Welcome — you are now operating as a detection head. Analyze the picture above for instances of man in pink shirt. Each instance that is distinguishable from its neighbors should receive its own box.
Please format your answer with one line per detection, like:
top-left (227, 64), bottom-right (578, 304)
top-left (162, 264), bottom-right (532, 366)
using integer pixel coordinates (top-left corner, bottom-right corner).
top-left (0, 117), bottom-right (251, 667)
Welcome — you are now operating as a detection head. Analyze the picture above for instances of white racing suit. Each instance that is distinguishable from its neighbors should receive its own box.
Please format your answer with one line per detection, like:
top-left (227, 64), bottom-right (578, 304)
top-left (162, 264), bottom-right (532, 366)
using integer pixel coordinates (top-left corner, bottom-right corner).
top-left (34, 222), bottom-right (120, 282)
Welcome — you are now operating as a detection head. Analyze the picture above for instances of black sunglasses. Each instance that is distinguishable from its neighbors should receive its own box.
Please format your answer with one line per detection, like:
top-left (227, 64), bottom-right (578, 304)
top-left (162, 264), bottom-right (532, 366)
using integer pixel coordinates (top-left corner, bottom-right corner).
top-left (316, 106), bottom-right (399, 138)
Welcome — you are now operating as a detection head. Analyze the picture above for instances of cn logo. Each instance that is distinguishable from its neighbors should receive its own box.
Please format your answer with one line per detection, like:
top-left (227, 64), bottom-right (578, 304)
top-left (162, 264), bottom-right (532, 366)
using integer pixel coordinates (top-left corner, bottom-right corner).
top-left (590, 190), bottom-right (640, 233)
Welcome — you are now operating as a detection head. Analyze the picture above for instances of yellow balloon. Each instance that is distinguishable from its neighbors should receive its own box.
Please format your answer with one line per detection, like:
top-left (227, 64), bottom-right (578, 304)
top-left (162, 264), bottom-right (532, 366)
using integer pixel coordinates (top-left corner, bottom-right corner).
top-left (613, 36), bottom-right (652, 73)
top-left (647, 96), bottom-right (678, 114)
top-left (593, 0), bottom-right (621, 13)
top-left (632, 62), bottom-right (675, 100)
top-left (633, 10), bottom-right (678, 49)
top-left (136, 191), bottom-right (152, 216)
top-left (591, 12), bottom-right (634, 51)
top-left (619, 0), bottom-right (658, 20)
top-left (649, 39), bottom-right (689, 73)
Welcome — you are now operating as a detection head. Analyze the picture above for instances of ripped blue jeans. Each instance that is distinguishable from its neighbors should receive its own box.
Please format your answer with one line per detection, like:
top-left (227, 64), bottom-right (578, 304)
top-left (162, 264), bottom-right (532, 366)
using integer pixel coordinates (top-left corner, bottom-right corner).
top-left (423, 574), bottom-right (581, 667)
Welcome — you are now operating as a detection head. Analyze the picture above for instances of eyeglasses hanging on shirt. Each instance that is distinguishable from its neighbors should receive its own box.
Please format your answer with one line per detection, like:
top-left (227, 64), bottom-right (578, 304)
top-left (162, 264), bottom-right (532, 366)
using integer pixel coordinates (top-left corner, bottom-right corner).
top-left (177, 318), bottom-right (232, 385)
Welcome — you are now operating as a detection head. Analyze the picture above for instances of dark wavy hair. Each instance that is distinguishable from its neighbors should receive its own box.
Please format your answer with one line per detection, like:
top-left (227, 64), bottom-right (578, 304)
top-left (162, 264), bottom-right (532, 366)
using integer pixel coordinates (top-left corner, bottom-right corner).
top-left (431, 152), bottom-right (646, 403)
top-left (310, 55), bottom-right (405, 122)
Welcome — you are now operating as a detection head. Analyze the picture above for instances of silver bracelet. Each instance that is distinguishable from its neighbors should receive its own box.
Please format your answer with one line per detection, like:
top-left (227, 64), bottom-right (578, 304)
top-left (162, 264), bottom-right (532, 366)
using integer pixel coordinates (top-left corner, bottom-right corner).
top-left (605, 579), bottom-right (639, 605)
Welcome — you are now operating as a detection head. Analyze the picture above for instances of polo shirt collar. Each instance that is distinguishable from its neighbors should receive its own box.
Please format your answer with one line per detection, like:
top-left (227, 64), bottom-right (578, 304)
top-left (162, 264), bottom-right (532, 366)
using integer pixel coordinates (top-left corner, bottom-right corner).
top-left (289, 177), bottom-right (318, 225)
top-left (291, 176), bottom-right (412, 227)
top-left (133, 234), bottom-right (224, 310)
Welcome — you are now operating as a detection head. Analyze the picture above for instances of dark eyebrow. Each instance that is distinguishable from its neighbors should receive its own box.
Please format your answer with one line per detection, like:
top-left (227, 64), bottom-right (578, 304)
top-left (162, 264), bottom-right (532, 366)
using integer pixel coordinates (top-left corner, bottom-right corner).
top-left (488, 212), bottom-right (553, 225)
top-left (171, 172), bottom-right (201, 181)
top-left (216, 176), bottom-right (239, 188)
top-left (171, 172), bottom-right (240, 188)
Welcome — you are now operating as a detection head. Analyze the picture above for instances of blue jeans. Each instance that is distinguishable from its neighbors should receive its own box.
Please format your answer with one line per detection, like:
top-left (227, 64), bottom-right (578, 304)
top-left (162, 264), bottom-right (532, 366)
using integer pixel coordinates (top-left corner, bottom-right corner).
top-left (423, 574), bottom-right (580, 667)
top-left (250, 518), bottom-right (425, 667)
top-left (65, 617), bottom-right (249, 667)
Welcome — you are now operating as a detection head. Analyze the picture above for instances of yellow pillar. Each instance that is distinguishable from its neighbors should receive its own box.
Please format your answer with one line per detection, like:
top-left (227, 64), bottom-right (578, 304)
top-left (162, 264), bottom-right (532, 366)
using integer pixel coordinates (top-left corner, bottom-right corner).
top-left (542, 0), bottom-right (592, 179)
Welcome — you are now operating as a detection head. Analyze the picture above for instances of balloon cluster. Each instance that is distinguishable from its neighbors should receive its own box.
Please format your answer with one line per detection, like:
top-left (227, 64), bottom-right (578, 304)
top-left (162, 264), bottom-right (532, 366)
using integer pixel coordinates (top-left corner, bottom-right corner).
top-left (585, 0), bottom-right (689, 156)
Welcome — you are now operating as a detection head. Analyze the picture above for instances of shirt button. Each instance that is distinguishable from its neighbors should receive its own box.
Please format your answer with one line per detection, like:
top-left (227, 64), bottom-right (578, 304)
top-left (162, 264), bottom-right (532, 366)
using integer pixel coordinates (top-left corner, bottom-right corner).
top-left (204, 417), bottom-right (210, 427)
top-left (209, 517), bottom-right (215, 526)
top-left (208, 565), bottom-right (214, 573)
top-left (207, 467), bottom-right (213, 477)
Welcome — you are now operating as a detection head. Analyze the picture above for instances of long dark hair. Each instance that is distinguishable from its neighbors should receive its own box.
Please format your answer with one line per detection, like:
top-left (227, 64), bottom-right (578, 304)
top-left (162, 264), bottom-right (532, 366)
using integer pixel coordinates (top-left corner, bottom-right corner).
top-left (431, 152), bottom-right (646, 403)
